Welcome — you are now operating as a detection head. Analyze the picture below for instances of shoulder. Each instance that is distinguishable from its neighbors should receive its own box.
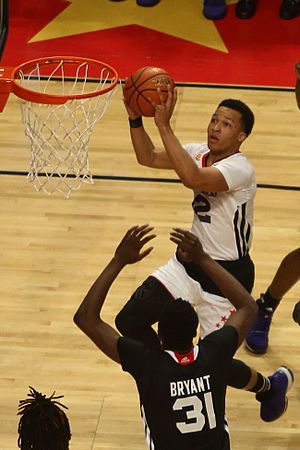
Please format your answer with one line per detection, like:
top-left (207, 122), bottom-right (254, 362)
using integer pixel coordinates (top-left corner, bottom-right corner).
top-left (118, 336), bottom-right (147, 356)
top-left (216, 153), bottom-right (254, 172)
top-left (118, 337), bottom-right (157, 376)
top-left (214, 153), bottom-right (256, 191)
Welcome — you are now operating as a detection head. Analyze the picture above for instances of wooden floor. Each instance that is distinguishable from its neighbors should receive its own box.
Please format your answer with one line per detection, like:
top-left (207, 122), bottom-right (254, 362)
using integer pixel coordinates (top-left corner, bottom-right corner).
top-left (0, 84), bottom-right (299, 449)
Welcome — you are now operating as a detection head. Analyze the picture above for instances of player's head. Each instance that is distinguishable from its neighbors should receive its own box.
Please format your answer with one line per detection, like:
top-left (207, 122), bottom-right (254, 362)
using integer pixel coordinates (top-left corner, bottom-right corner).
top-left (17, 386), bottom-right (71, 450)
top-left (218, 99), bottom-right (255, 136)
top-left (158, 298), bottom-right (199, 350)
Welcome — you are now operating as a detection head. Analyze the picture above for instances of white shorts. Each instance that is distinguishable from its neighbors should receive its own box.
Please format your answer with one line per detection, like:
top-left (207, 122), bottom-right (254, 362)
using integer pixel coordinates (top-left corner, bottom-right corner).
top-left (152, 253), bottom-right (236, 338)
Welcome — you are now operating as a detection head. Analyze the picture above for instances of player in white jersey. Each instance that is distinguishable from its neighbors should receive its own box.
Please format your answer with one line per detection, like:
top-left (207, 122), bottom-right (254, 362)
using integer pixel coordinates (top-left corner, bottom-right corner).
top-left (152, 141), bottom-right (256, 337)
top-left (74, 225), bottom-right (293, 450)
top-left (118, 95), bottom-right (255, 328)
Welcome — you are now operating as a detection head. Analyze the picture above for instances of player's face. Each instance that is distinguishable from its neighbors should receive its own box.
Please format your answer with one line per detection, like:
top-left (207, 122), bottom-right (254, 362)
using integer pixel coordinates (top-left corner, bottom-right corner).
top-left (207, 107), bottom-right (247, 155)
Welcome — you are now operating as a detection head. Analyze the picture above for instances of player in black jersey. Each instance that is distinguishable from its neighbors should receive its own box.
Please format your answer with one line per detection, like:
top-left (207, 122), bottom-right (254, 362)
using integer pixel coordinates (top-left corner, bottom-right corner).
top-left (74, 225), bottom-right (293, 450)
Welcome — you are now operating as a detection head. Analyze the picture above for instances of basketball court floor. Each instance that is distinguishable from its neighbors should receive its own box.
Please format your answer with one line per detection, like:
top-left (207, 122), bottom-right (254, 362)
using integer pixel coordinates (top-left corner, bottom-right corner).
top-left (0, 1), bottom-right (299, 449)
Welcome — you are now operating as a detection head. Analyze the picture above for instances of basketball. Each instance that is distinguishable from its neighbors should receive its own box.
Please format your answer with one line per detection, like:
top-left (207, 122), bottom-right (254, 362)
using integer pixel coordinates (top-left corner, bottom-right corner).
top-left (124, 66), bottom-right (175, 117)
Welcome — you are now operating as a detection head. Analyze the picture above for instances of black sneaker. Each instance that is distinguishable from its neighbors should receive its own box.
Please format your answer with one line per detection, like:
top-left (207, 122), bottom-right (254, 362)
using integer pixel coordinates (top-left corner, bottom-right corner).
top-left (235, 0), bottom-right (257, 19)
top-left (279, 0), bottom-right (300, 19)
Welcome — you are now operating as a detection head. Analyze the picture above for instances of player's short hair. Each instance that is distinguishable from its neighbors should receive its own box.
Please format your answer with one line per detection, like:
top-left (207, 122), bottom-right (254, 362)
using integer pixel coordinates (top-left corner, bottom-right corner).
top-left (17, 386), bottom-right (71, 450)
top-left (158, 298), bottom-right (199, 350)
top-left (218, 98), bottom-right (255, 136)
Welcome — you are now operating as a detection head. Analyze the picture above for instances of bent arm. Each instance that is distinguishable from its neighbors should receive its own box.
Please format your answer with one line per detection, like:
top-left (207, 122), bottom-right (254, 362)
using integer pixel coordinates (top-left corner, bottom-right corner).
top-left (194, 253), bottom-right (257, 347)
top-left (158, 125), bottom-right (229, 192)
top-left (74, 225), bottom-right (155, 363)
top-left (129, 125), bottom-right (174, 169)
top-left (170, 229), bottom-right (257, 347)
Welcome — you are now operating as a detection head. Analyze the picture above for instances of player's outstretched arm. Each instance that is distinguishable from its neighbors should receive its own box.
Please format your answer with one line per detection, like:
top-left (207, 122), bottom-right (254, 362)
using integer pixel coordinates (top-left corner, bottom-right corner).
top-left (74, 225), bottom-right (156, 363)
top-left (170, 228), bottom-right (257, 347)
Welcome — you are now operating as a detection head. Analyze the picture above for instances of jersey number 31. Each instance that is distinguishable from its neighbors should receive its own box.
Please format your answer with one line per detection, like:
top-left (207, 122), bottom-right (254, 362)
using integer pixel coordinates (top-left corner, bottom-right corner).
top-left (173, 394), bottom-right (216, 433)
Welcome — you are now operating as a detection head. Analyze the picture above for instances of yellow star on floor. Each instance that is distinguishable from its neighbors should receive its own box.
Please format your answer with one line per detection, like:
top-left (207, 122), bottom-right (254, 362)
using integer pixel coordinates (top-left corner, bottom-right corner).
top-left (30, 0), bottom-right (238, 53)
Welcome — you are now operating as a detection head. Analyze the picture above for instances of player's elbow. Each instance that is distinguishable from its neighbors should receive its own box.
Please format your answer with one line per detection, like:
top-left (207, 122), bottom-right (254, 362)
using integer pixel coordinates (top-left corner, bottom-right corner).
top-left (135, 153), bottom-right (153, 167)
top-left (73, 309), bottom-right (92, 332)
top-left (73, 310), bottom-right (84, 329)
top-left (181, 174), bottom-right (202, 190)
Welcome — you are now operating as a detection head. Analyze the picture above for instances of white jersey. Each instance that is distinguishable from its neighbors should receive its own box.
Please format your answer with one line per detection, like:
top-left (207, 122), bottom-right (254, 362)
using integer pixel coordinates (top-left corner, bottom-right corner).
top-left (151, 144), bottom-right (256, 336)
top-left (185, 143), bottom-right (256, 260)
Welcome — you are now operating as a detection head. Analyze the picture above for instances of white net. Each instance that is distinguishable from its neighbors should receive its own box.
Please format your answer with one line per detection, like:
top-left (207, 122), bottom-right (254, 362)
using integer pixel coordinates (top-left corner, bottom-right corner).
top-left (15, 58), bottom-right (118, 198)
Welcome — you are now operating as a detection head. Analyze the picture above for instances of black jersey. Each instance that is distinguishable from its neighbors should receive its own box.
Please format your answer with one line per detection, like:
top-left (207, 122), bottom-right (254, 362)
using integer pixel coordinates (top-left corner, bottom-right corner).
top-left (118, 325), bottom-right (238, 450)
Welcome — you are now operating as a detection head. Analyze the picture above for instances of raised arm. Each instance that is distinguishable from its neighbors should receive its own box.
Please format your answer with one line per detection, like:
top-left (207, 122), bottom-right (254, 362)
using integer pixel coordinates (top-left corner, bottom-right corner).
top-left (74, 225), bottom-right (156, 363)
top-left (123, 84), bottom-right (172, 169)
top-left (170, 228), bottom-right (257, 347)
top-left (150, 86), bottom-right (229, 192)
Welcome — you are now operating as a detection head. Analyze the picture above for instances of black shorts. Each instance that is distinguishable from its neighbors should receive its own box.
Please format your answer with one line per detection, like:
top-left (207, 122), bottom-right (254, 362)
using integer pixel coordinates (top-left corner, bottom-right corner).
top-left (118, 276), bottom-right (174, 326)
top-left (178, 252), bottom-right (255, 296)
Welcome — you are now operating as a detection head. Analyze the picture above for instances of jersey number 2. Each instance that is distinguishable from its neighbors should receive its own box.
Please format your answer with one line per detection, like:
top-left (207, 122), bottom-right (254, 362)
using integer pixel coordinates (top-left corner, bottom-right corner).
top-left (192, 194), bottom-right (211, 223)
top-left (173, 394), bottom-right (216, 433)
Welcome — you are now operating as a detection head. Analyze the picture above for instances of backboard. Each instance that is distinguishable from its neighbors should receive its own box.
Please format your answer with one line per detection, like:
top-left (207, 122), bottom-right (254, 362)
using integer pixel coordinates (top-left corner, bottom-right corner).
top-left (0, 0), bottom-right (8, 61)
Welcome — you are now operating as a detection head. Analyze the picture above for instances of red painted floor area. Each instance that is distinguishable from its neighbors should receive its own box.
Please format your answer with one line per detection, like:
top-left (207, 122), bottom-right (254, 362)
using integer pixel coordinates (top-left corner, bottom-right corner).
top-left (1, 0), bottom-right (299, 87)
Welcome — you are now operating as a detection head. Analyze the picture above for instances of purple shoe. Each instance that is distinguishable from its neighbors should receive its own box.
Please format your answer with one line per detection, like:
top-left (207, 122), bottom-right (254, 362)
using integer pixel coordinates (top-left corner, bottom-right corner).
top-left (257, 367), bottom-right (294, 422)
top-left (203, 0), bottom-right (227, 20)
top-left (245, 296), bottom-right (273, 354)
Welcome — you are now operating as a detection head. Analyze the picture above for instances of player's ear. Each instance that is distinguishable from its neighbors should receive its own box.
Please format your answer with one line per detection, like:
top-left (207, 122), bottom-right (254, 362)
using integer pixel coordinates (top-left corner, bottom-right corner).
top-left (238, 131), bottom-right (247, 143)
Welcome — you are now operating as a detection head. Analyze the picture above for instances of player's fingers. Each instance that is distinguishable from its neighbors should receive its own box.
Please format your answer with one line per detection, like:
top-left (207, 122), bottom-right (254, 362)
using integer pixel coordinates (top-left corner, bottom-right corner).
top-left (140, 234), bottom-right (157, 247)
top-left (172, 228), bottom-right (197, 241)
top-left (172, 87), bottom-right (177, 107)
top-left (138, 246), bottom-right (154, 260)
top-left (169, 236), bottom-right (181, 246)
top-left (133, 224), bottom-right (154, 237)
top-left (147, 96), bottom-right (159, 109)
top-left (156, 87), bottom-right (166, 104)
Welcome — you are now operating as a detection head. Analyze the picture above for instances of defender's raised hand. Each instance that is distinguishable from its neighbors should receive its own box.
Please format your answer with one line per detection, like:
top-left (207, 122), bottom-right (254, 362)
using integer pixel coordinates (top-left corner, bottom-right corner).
top-left (170, 228), bottom-right (205, 263)
top-left (115, 225), bottom-right (156, 265)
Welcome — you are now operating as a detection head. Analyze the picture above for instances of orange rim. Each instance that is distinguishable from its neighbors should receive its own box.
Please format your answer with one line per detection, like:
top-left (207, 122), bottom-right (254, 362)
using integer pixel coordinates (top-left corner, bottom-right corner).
top-left (7, 56), bottom-right (119, 105)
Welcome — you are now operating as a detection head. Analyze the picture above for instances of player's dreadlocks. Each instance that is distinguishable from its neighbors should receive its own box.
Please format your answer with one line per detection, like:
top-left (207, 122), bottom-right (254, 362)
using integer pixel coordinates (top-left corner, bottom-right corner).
top-left (17, 386), bottom-right (71, 450)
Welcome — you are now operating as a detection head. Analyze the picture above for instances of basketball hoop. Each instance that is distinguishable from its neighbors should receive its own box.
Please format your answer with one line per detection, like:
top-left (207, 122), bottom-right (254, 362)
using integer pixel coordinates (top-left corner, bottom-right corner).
top-left (0, 56), bottom-right (119, 197)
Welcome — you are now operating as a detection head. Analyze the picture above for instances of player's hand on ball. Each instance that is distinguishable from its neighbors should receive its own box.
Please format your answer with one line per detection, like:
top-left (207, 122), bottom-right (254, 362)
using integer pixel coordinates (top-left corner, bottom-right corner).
top-left (114, 225), bottom-right (156, 265)
top-left (122, 81), bottom-right (141, 119)
top-left (148, 84), bottom-right (177, 128)
top-left (170, 228), bottom-right (204, 263)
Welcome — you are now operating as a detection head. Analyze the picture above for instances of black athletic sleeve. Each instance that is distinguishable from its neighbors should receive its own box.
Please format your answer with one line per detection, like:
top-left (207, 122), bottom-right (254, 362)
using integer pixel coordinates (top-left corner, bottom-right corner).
top-left (202, 325), bottom-right (239, 362)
